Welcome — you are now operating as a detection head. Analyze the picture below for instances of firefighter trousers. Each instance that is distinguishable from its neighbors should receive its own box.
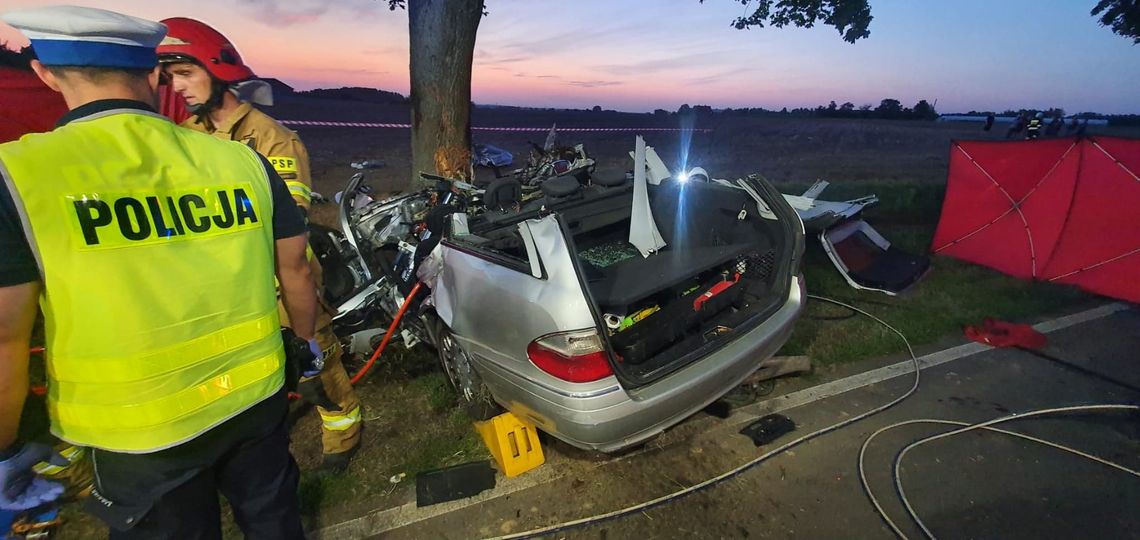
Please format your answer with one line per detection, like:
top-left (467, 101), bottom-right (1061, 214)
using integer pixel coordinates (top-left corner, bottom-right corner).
top-left (312, 324), bottom-right (362, 456)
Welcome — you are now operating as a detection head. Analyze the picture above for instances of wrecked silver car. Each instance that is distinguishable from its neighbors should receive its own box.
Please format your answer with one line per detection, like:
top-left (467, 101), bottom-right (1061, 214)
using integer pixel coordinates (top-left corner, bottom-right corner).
top-left (316, 137), bottom-right (805, 452)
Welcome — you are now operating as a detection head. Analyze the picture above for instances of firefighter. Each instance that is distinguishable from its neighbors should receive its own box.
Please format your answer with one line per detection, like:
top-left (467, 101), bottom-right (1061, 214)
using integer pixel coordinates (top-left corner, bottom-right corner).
top-left (157, 17), bottom-right (363, 471)
top-left (0, 6), bottom-right (317, 537)
top-left (1026, 112), bottom-right (1044, 140)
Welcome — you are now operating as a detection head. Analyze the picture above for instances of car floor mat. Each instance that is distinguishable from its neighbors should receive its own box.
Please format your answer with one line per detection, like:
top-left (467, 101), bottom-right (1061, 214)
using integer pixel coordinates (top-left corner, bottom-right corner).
top-left (739, 414), bottom-right (796, 446)
top-left (415, 460), bottom-right (497, 507)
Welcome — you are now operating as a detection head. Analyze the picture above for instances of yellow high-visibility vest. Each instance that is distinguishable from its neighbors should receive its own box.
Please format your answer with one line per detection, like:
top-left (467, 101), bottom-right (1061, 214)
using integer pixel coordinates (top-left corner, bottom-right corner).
top-left (0, 108), bottom-right (285, 453)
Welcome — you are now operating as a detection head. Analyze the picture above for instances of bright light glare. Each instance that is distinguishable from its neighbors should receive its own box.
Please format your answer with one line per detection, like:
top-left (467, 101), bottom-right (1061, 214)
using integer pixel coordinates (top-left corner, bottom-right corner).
top-left (677, 172), bottom-right (689, 182)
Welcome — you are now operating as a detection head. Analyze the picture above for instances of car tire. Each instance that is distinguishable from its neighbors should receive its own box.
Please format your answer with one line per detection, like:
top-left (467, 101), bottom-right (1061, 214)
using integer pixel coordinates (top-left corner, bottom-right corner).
top-left (434, 321), bottom-right (503, 421)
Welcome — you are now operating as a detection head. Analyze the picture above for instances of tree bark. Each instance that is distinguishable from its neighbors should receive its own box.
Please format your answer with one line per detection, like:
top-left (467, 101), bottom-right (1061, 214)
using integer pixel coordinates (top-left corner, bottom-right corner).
top-left (408, 0), bottom-right (483, 190)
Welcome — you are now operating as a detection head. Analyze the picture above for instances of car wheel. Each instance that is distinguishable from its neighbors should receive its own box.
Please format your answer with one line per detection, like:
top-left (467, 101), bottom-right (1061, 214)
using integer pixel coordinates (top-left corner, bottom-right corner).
top-left (435, 322), bottom-right (503, 421)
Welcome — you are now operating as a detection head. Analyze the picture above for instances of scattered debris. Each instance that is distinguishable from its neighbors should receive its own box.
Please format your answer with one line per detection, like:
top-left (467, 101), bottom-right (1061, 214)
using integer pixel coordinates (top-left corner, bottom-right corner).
top-left (964, 319), bottom-right (1046, 349)
top-left (739, 414), bottom-right (796, 446)
top-left (782, 180), bottom-right (877, 233)
top-left (350, 159), bottom-right (385, 170)
top-left (473, 143), bottom-right (513, 168)
top-left (708, 355), bottom-right (811, 414)
top-left (821, 219), bottom-right (930, 295)
top-left (513, 125), bottom-right (596, 187)
top-left (751, 355), bottom-right (812, 382)
top-left (579, 240), bottom-right (641, 269)
top-left (415, 461), bottom-right (497, 507)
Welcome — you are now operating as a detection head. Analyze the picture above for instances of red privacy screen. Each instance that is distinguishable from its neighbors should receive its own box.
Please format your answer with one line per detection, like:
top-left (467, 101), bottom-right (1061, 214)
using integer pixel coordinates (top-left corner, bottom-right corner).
top-left (932, 137), bottom-right (1140, 303)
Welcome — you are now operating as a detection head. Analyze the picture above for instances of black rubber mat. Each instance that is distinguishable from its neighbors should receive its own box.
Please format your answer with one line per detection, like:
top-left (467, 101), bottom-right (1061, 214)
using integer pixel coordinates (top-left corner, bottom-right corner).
top-left (415, 460), bottom-right (497, 507)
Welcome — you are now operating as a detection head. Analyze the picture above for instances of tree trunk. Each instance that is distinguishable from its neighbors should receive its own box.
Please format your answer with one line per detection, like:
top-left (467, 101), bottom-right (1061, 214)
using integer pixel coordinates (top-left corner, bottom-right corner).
top-left (408, 0), bottom-right (483, 190)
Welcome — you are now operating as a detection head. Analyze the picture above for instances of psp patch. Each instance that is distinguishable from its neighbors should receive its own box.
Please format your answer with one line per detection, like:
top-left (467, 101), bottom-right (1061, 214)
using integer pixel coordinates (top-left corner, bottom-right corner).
top-left (66, 184), bottom-right (263, 249)
top-left (268, 156), bottom-right (298, 173)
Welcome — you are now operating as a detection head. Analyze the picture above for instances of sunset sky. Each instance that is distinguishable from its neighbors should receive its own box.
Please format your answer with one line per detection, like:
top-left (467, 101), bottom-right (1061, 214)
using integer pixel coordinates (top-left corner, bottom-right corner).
top-left (2, 0), bottom-right (1138, 114)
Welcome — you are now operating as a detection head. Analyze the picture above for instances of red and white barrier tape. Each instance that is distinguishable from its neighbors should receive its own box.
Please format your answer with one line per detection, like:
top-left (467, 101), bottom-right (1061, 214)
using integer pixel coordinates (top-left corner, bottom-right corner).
top-left (278, 119), bottom-right (712, 132)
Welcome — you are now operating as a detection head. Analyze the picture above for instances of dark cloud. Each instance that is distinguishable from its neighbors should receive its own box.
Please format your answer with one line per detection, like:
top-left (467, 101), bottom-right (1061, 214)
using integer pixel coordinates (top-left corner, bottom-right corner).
top-left (302, 67), bottom-right (390, 75)
top-left (685, 74), bottom-right (723, 86)
top-left (475, 52), bottom-right (534, 69)
top-left (492, 56), bottom-right (533, 64)
top-left (512, 72), bottom-right (556, 79)
top-left (566, 80), bottom-right (622, 88)
top-left (592, 52), bottom-right (735, 76)
top-left (237, 0), bottom-right (384, 27)
top-left (505, 72), bottom-right (618, 88)
top-left (482, 21), bottom-right (643, 57)
top-left (683, 67), bottom-right (761, 86)
top-left (238, 0), bottom-right (328, 26)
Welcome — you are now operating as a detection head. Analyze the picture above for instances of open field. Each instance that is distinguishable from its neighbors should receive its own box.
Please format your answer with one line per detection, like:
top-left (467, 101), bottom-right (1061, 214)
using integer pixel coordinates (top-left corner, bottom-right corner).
top-left (272, 96), bottom-right (1135, 199)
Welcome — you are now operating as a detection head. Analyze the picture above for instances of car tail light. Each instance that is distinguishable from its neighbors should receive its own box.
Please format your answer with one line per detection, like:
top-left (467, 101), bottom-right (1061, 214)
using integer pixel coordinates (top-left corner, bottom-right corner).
top-left (527, 329), bottom-right (614, 383)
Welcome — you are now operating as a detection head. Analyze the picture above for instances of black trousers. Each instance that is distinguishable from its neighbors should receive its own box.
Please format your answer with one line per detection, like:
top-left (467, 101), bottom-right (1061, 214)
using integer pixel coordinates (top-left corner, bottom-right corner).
top-left (84, 390), bottom-right (304, 540)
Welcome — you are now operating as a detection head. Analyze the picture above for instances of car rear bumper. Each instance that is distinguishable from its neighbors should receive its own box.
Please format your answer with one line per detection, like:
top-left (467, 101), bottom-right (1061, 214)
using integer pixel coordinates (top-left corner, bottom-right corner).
top-left (476, 275), bottom-right (804, 452)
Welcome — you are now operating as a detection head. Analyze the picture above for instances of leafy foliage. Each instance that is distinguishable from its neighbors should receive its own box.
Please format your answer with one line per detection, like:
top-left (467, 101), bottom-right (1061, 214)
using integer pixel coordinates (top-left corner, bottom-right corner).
top-left (1092, 0), bottom-right (1140, 44)
top-left (912, 99), bottom-right (937, 120)
top-left (703, 0), bottom-right (873, 42)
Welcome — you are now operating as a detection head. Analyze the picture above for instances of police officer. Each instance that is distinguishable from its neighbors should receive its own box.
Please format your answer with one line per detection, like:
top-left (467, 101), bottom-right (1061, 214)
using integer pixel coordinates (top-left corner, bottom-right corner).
top-left (157, 18), bottom-right (363, 471)
top-left (0, 6), bottom-right (317, 538)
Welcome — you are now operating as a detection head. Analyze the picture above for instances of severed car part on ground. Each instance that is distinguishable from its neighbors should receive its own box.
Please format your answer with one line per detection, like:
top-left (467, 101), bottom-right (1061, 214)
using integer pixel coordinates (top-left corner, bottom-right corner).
top-left (310, 135), bottom-right (806, 452)
top-left (786, 179), bottom-right (930, 295)
top-left (681, 162), bottom-right (929, 296)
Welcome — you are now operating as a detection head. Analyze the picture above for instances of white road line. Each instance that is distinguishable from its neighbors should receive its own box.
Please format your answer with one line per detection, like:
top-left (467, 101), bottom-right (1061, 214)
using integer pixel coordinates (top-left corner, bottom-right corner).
top-left (309, 302), bottom-right (1129, 539)
top-left (728, 302), bottom-right (1129, 425)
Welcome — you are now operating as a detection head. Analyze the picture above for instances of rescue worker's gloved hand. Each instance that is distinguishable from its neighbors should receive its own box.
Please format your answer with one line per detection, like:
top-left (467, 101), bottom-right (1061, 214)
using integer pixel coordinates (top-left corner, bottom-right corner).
top-left (0, 443), bottom-right (64, 510)
top-left (283, 331), bottom-right (337, 409)
top-left (297, 375), bottom-right (341, 411)
top-left (282, 329), bottom-right (325, 392)
top-left (305, 339), bottom-right (325, 377)
top-left (298, 338), bottom-right (339, 409)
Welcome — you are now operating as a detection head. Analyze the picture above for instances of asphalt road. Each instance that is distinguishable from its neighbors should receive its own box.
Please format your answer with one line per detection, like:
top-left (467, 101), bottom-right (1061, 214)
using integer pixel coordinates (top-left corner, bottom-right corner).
top-left (378, 308), bottom-right (1140, 540)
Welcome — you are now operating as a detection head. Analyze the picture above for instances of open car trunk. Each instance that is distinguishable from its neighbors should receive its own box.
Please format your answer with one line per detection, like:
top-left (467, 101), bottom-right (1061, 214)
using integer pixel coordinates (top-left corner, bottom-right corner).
top-left (566, 178), bottom-right (802, 386)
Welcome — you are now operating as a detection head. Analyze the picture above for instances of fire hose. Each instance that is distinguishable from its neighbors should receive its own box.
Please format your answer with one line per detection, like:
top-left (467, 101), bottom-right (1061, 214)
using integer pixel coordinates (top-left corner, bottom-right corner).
top-left (349, 281), bottom-right (423, 386)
